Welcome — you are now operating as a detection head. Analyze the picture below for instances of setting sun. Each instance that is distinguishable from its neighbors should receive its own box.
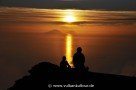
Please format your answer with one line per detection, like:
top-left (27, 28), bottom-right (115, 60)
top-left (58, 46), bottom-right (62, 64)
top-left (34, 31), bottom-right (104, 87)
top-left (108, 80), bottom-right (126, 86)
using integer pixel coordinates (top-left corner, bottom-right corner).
top-left (62, 10), bottom-right (77, 23)
top-left (64, 15), bottom-right (76, 23)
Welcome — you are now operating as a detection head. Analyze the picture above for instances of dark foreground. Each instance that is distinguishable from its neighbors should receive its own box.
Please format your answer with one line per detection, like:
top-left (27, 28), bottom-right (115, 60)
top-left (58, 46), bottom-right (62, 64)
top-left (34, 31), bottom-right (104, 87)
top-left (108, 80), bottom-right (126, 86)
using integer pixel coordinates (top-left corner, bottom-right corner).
top-left (8, 62), bottom-right (136, 89)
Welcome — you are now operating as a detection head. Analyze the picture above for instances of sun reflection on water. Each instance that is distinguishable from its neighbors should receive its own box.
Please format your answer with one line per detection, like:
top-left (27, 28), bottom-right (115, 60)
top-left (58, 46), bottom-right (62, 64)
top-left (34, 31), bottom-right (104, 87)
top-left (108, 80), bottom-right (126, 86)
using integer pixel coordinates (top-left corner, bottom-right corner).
top-left (66, 34), bottom-right (73, 67)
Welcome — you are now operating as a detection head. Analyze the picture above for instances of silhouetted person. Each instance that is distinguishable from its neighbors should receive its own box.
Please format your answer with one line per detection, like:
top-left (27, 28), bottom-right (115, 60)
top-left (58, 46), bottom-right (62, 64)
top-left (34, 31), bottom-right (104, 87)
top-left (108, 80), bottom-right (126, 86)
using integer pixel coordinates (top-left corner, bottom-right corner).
top-left (73, 47), bottom-right (85, 71)
top-left (60, 56), bottom-right (71, 70)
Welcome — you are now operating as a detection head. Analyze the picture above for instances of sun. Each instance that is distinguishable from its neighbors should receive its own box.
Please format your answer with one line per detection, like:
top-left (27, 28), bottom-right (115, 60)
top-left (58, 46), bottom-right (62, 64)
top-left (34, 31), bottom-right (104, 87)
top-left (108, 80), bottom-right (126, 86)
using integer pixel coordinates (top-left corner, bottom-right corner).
top-left (64, 15), bottom-right (76, 23)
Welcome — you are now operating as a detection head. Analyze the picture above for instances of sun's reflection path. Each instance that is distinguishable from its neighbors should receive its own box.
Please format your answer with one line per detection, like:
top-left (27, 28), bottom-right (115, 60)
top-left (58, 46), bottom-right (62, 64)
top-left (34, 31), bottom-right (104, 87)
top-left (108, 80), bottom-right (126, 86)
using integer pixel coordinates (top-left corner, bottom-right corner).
top-left (66, 34), bottom-right (73, 67)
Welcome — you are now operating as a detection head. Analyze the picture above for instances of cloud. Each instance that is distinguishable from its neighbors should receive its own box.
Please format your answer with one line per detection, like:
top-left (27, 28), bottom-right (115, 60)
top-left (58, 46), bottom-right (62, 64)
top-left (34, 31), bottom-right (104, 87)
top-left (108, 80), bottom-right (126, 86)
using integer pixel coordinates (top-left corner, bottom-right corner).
top-left (0, 7), bottom-right (136, 26)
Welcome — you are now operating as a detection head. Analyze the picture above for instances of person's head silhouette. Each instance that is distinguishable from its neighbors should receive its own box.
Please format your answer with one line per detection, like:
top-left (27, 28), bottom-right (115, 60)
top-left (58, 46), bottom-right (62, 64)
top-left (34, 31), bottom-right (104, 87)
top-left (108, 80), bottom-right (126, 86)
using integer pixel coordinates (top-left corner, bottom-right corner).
top-left (62, 56), bottom-right (66, 61)
top-left (77, 47), bottom-right (82, 53)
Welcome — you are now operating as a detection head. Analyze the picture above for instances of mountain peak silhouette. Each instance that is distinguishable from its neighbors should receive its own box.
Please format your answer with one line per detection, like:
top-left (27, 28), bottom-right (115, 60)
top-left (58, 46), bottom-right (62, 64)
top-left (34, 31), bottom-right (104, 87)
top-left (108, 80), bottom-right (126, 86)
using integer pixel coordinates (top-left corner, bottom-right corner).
top-left (45, 30), bottom-right (66, 36)
top-left (8, 62), bottom-right (136, 89)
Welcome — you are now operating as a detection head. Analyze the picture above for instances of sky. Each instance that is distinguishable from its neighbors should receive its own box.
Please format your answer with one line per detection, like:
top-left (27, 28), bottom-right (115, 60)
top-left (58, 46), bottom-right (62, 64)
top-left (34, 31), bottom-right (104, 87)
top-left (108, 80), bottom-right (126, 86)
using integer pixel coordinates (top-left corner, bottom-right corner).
top-left (0, 0), bottom-right (136, 10)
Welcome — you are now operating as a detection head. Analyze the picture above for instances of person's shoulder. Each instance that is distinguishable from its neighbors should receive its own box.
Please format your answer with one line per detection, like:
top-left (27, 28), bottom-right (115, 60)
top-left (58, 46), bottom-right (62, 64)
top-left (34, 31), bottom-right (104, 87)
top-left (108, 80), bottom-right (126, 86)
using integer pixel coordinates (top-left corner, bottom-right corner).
top-left (73, 53), bottom-right (77, 56)
top-left (81, 53), bottom-right (85, 56)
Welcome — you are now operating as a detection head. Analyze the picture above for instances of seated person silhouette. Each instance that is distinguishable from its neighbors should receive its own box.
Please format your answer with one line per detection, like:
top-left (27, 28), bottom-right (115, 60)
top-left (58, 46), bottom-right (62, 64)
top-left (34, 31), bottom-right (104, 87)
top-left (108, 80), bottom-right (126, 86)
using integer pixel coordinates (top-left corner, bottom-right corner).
top-left (73, 47), bottom-right (86, 71)
top-left (60, 56), bottom-right (71, 70)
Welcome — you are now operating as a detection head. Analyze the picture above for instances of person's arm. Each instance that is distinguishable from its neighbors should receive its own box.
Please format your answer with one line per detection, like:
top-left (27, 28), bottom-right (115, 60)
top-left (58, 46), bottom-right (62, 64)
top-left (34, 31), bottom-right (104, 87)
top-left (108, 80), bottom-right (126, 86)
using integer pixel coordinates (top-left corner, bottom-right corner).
top-left (66, 61), bottom-right (71, 68)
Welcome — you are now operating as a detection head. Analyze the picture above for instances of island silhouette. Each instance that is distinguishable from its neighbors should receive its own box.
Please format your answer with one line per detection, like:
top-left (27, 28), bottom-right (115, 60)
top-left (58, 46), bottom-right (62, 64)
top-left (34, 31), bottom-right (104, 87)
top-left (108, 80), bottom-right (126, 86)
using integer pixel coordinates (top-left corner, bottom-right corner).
top-left (45, 30), bottom-right (67, 36)
top-left (8, 47), bottom-right (136, 89)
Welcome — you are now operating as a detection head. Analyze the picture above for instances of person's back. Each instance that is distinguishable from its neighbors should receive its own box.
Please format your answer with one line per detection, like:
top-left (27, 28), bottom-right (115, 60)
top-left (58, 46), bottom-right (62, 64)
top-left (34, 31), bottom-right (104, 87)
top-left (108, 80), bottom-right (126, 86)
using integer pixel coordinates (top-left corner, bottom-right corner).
top-left (73, 47), bottom-right (85, 70)
top-left (60, 56), bottom-right (71, 70)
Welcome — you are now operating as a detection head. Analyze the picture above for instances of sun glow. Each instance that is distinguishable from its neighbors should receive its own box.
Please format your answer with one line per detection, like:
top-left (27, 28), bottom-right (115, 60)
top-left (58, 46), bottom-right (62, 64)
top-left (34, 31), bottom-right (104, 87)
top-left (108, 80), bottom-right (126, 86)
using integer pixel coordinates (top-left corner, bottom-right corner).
top-left (62, 10), bottom-right (77, 23)
top-left (64, 15), bottom-right (76, 23)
